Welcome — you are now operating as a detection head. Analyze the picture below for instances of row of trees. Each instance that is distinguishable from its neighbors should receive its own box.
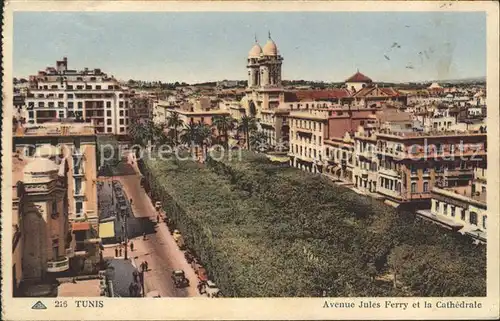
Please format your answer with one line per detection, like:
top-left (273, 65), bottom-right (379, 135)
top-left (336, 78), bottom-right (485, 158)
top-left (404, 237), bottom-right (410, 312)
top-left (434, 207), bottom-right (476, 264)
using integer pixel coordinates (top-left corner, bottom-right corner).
top-left (137, 151), bottom-right (486, 297)
top-left (129, 112), bottom-right (267, 151)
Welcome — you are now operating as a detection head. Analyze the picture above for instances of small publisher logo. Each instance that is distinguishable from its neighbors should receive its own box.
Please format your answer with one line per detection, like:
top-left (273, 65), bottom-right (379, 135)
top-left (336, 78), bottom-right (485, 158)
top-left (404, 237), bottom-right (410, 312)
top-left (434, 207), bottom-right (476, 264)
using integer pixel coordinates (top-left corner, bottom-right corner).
top-left (31, 301), bottom-right (47, 310)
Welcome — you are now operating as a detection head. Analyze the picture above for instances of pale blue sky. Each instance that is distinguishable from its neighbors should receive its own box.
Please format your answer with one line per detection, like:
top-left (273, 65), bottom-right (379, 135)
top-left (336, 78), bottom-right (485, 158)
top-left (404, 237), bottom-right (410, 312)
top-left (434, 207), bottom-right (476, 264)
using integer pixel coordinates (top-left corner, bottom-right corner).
top-left (14, 12), bottom-right (486, 83)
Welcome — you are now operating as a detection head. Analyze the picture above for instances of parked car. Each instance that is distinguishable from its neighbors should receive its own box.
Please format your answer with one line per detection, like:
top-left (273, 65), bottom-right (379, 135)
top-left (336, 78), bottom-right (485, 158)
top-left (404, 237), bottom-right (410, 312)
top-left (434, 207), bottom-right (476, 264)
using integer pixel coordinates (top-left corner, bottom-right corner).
top-left (171, 270), bottom-right (190, 288)
top-left (172, 230), bottom-right (185, 250)
top-left (204, 280), bottom-right (221, 298)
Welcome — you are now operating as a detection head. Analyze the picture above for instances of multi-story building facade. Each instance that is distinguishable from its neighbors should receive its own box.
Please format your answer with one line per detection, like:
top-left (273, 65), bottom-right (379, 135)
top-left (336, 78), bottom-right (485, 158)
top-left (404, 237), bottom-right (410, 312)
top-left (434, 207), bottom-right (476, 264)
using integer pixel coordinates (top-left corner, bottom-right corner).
top-left (12, 153), bottom-right (71, 295)
top-left (372, 130), bottom-right (487, 208)
top-left (24, 57), bottom-right (131, 135)
top-left (13, 121), bottom-right (101, 277)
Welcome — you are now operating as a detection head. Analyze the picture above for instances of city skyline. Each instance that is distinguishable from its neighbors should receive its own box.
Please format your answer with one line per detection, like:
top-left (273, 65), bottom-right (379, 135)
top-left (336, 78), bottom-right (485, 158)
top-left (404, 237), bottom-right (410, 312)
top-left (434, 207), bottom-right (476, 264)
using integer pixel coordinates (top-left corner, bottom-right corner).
top-left (14, 11), bottom-right (486, 83)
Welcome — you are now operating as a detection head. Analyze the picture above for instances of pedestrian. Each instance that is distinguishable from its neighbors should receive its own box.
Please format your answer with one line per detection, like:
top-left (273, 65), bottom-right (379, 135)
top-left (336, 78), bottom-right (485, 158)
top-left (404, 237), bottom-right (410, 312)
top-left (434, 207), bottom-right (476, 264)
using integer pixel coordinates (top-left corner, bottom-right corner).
top-left (130, 198), bottom-right (133, 205)
top-left (133, 270), bottom-right (139, 283)
top-left (144, 261), bottom-right (149, 271)
top-left (129, 282), bottom-right (135, 297)
top-left (143, 232), bottom-right (146, 240)
top-left (130, 242), bottom-right (134, 252)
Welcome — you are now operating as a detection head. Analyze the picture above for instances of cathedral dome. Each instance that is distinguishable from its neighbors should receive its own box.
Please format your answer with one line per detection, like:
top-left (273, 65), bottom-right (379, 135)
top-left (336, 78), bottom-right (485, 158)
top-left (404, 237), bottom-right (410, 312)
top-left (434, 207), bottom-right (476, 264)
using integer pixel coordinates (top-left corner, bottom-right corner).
top-left (262, 39), bottom-right (278, 56)
top-left (248, 43), bottom-right (262, 58)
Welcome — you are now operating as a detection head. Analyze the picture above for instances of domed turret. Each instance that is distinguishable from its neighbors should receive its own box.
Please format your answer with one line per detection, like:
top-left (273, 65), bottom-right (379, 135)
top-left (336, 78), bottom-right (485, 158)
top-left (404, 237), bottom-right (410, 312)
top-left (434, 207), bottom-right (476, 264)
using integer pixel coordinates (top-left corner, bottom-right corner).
top-left (23, 157), bottom-right (60, 183)
top-left (248, 43), bottom-right (262, 58)
top-left (262, 39), bottom-right (278, 56)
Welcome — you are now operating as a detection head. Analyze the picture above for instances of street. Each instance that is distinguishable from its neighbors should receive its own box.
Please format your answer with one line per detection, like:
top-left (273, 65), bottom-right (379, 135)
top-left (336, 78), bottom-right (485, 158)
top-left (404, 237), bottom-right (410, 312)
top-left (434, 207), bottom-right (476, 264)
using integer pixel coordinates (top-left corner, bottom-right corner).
top-left (103, 157), bottom-right (200, 297)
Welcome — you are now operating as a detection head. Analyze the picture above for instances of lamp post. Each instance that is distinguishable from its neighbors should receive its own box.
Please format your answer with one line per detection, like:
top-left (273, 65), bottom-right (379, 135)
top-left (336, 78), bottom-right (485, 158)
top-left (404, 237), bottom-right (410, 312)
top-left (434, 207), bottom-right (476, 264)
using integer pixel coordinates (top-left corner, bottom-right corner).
top-left (122, 209), bottom-right (129, 260)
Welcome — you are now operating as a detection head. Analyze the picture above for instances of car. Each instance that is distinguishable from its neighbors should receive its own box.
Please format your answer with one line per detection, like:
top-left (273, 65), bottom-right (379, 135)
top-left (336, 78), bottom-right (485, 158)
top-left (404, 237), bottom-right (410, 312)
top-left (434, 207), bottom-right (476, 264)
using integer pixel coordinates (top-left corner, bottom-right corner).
top-left (171, 270), bottom-right (190, 288)
top-left (205, 280), bottom-right (221, 298)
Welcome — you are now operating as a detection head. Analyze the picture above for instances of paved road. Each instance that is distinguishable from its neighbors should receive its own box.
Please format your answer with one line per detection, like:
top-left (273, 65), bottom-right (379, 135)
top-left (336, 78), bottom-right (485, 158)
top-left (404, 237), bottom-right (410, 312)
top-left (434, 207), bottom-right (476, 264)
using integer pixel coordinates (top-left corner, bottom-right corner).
top-left (114, 158), bottom-right (200, 298)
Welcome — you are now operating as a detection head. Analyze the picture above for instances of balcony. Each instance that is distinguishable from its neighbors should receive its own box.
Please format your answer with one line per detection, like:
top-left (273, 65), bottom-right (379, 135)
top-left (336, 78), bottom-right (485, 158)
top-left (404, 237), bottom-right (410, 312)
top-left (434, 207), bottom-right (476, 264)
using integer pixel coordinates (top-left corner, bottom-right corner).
top-left (65, 247), bottom-right (75, 258)
top-left (47, 256), bottom-right (69, 273)
top-left (379, 167), bottom-right (400, 178)
top-left (444, 168), bottom-right (474, 177)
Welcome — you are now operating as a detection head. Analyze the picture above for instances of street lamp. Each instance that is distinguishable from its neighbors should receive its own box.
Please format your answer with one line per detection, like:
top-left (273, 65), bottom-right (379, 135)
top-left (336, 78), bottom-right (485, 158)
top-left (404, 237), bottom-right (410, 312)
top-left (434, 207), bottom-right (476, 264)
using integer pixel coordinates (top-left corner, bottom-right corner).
top-left (122, 209), bottom-right (129, 260)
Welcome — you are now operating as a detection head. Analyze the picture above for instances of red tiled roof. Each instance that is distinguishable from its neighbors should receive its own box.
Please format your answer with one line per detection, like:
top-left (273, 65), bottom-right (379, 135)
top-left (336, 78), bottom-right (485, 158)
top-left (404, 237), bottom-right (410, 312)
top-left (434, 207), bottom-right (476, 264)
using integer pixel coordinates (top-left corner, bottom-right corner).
top-left (285, 89), bottom-right (351, 102)
top-left (345, 71), bottom-right (373, 83)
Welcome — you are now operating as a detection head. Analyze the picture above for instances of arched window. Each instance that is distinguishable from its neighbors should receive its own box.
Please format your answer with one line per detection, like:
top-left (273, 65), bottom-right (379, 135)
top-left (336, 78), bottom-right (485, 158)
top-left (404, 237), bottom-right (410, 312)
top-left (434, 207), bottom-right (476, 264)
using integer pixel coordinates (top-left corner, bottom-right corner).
top-left (411, 182), bottom-right (417, 193)
top-left (469, 212), bottom-right (478, 225)
top-left (423, 181), bottom-right (429, 192)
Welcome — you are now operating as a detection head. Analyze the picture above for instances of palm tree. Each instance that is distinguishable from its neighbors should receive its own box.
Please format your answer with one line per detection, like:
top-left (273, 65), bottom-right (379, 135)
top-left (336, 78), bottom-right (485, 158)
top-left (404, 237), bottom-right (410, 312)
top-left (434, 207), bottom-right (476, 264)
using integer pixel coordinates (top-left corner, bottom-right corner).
top-left (213, 115), bottom-right (234, 149)
top-left (166, 111), bottom-right (184, 145)
top-left (180, 122), bottom-right (198, 147)
top-left (196, 123), bottom-right (213, 160)
top-left (237, 115), bottom-right (258, 150)
top-left (249, 131), bottom-right (268, 152)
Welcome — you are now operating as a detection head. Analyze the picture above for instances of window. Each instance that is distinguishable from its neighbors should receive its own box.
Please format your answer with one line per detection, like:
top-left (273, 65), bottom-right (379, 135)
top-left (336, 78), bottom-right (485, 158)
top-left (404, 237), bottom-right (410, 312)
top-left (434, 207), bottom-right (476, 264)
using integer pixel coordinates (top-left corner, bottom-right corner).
top-left (77, 85), bottom-right (84, 90)
top-left (411, 182), bottom-right (417, 193)
top-left (28, 111), bottom-right (34, 119)
top-left (38, 102), bottom-right (45, 108)
top-left (67, 85), bottom-right (73, 90)
top-left (120, 127), bottom-right (125, 133)
top-left (68, 102), bottom-right (74, 108)
top-left (119, 119), bottom-right (124, 125)
top-left (78, 102), bottom-right (83, 109)
top-left (85, 85), bottom-right (92, 90)
top-left (58, 111), bottom-right (64, 118)
top-left (67, 93), bottom-right (74, 99)
top-left (48, 102), bottom-right (54, 108)
top-left (96, 85), bottom-right (101, 90)
top-left (107, 110), bottom-right (112, 117)
top-left (107, 128), bottom-right (113, 133)
top-left (423, 182), bottom-right (429, 192)
top-left (119, 102), bottom-right (124, 108)
top-left (107, 119), bottom-right (112, 125)
top-left (75, 201), bottom-right (83, 215)
top-left (469, 212), bottom-right (478, 225)
top-left (461, 209), bottom-right (466, 221)
top-left (106, 101), bottom-right (111, 108)
top-left (58, 94), bottom-right (64, 98)
top-left (119, 110), bottom-right (124, 117)
top-left (483, 216), bottom-right (487, 229)
top-left (481, 186), bottom-right (486, 193)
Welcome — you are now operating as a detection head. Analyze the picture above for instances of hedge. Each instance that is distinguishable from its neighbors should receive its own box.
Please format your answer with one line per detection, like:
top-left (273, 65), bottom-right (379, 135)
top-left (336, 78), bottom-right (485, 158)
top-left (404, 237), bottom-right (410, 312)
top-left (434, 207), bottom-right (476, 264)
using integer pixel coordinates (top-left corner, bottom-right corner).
top-left (137, 151), bottom-right (486, 297)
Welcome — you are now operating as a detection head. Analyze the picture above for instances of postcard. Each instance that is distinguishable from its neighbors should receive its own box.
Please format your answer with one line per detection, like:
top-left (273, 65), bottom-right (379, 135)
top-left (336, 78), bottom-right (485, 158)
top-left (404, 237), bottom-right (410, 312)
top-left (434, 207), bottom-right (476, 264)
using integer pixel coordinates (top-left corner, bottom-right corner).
top-left (1, 1), bottom-right (499, 320)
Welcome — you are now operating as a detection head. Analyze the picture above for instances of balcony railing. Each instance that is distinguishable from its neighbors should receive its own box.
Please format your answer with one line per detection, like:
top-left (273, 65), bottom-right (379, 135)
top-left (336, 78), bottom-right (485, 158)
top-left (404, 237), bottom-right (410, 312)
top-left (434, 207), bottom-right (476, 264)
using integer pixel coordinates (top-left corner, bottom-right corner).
top-left (47, 256), bottom-right (69, 273)
top-left (379, 167), bottom-right (400, 178)
top-left (444, 168), bottom-right (474, 177)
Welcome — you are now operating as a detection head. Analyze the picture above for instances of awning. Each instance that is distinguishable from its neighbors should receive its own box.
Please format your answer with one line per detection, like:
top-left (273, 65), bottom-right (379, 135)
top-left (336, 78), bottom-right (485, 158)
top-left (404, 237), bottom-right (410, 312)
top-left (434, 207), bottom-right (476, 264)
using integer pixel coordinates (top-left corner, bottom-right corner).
top-left (72, 222), bottom-right (91, 231)
top-left (267, 155), bottom-right (290, 163)
top-left (99, 221), bottom-right (115, 239)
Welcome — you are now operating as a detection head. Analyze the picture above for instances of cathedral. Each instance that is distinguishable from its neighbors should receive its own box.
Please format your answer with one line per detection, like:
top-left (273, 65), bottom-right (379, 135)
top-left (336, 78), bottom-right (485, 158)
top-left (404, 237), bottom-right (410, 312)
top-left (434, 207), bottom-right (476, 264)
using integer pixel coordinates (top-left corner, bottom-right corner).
top-left (243, 33), bottom-right (285, 118)
top-left (241, 33), bottom-right (287, 150)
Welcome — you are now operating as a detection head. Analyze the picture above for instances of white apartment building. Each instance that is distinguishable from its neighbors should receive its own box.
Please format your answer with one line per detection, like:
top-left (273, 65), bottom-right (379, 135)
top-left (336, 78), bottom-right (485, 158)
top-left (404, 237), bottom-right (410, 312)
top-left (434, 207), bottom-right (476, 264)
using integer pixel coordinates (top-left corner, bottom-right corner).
top-left (288, 108), bottom-right (329, 172)
top-left (24, 57), bottom-right (131, 135)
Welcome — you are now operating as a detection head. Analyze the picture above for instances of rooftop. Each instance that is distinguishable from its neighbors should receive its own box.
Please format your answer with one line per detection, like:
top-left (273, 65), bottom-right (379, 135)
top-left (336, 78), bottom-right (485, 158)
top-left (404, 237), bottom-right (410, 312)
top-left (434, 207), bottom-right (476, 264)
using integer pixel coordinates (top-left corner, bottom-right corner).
top-left (345, 71), bottom-right (373, 83)
top-left (14, 122), bottom-right (96, 137)
top-left (57, 279), bottom-right (101, 297)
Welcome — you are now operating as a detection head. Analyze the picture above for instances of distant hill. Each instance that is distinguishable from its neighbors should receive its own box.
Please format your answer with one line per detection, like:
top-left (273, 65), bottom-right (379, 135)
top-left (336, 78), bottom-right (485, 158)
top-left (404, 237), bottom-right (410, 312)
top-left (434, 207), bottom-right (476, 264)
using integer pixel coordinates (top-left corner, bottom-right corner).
top-left (428, 76), bottom-right (486, 84)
